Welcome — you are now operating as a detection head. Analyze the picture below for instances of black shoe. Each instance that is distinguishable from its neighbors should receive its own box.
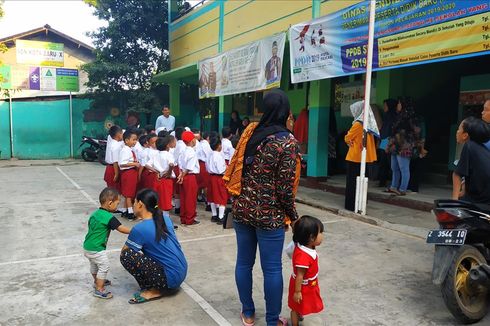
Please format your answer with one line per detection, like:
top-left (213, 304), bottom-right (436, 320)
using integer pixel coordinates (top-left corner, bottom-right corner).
top-left (216, 219), bottom-right (223, 225)
top-left (188, 220), bottom-right (200, 226)
top-left (205, 204), bottom-right (212, 212)
top-left (211, 215), bottom-right (219, 222)
top-left (127, 213), bottom-right (135, 221)
top-left (197, 196), bottom-right (206, 203)
top-left (223, 208), bottom-right (231, 221)
top-left (116, 209), bottom-right (126, 214)
top-left (121, 211), bottom-right (128, 218)
top-left (174, 208), bottom-right (180, 215)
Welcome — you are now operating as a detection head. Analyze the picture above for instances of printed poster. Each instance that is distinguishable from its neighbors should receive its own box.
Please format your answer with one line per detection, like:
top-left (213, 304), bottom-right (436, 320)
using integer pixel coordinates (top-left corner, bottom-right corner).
top-left (199, 32), bottom-right (286, 98)
top-left (290, 0), bottom-right (490, 83)
top-left (40, 67), bottom-right (57, 91)
top-left (16, 40), bottom-right (64, 67)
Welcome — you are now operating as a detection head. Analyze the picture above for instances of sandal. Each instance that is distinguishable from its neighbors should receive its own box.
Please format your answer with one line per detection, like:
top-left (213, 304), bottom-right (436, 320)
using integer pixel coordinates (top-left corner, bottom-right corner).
top-left (278, 316), bottom-right (288, 325)
top-left (128, 293), bottom-right (164, 304)
top-left (240, 312), bottom-right (255, 326)
top-left (93, 288), bottom-right (113, 299)
top-left (93, 279), bottom-right (112, 289)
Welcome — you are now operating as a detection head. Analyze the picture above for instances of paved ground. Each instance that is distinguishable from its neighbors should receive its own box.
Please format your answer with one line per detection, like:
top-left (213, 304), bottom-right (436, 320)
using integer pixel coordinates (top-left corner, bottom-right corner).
top-left (0, 161), bottom-right (488, 325)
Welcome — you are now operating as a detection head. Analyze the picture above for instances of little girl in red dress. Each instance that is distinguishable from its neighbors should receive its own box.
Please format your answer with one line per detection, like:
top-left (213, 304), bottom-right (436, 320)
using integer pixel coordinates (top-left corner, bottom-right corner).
top-left (288, 215), bottom-right (324, 326)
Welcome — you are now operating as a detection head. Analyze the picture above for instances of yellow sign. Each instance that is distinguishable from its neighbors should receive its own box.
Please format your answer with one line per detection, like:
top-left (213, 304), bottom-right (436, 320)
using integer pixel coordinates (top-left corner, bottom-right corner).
top-left (16, 40), bottom-right (64, 67)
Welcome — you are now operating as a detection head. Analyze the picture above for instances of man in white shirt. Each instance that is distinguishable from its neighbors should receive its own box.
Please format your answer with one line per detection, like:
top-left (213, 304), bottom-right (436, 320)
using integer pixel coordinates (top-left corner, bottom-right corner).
top-left (221, 126), bottom-right (235, 164)
top-left (155, 105), bottom-right (176, 133)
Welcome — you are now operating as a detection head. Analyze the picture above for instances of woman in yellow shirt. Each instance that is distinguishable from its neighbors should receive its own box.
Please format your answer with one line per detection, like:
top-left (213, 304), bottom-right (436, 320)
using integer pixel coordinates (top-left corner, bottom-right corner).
top-left (344, 101), bottom-right (379, 211)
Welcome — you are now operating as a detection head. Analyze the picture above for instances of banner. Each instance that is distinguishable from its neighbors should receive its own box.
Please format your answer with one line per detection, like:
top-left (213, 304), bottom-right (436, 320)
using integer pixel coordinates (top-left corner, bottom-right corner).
top-left (16, 40), bottom-right (64, 67)
top-left (0, 65), bottom-right (12, 89)
top-left (290, 0), bottom-right (490, 83)
top-left (0, 65), bottom-right (78, 91)
top-left (199, 32), bottom-right (286, 98)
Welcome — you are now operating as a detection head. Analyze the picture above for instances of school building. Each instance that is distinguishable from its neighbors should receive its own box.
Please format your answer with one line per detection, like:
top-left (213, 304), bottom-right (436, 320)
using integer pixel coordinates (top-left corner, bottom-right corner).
top-left (154, 0), bottom-right (490, 183)
top-left (0, 25), bottom-right (97, 159)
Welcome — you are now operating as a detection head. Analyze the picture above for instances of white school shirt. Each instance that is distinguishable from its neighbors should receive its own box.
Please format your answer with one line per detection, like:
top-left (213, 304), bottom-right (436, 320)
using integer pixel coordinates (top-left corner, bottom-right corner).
top-left (104, 135), bottom-right (113, 163)
top-left (106, 140), bottom-right (123, 164)
top-left (150, 151), bottom-right (176, 178)
top-left (206, 151), bottom-right (227, 175)
top-left (132, 142), bottom-right (144, 160)
top-left (119, 145), bottom-right (136, 170)
top-left (138, 147), bottom-right (150, 167)
top-left (178, 146), bottom-right (200, 174)
top-left (144, 148), bottom-right (159, 168)
top-left (173, 140), bottom-right (186, 162)
top-left (197, 140), bottom-right (212, 162)
top-left (221, 138), bottom-right (235, 161)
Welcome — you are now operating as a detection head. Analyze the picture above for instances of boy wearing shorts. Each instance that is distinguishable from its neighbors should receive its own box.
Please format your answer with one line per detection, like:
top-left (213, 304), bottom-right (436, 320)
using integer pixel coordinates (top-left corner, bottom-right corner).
top-left (83, 187), bottom-right (131, 299)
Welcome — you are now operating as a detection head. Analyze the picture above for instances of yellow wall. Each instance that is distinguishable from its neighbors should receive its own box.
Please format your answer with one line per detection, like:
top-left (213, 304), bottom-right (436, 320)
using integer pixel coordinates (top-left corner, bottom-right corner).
top-left (169, 0), bottom-right (361, 69)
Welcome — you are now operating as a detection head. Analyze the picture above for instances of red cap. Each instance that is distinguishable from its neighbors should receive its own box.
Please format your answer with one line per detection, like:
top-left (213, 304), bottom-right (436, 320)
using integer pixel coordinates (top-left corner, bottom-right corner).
top-left (182, 131), bottom-right (195, 143)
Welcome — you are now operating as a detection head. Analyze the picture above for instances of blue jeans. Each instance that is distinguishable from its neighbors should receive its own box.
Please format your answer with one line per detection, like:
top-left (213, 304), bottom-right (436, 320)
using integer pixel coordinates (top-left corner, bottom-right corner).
top-left (234, 222), bottom-right (285, 326)
top-left (390, 154), bottom-right (411, 192)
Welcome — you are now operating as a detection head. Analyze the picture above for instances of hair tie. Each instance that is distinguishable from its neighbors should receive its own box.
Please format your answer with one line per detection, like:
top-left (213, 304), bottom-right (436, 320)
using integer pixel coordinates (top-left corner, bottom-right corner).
top-left (154, 205), bottom-right (159, 209)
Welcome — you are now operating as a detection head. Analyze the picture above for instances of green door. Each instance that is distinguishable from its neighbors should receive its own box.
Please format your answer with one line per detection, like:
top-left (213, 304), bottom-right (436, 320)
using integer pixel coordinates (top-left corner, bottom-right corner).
top-left (0, 101), bottom-right (12, 159)
top-left (12, 99), bottom-right (71, 159)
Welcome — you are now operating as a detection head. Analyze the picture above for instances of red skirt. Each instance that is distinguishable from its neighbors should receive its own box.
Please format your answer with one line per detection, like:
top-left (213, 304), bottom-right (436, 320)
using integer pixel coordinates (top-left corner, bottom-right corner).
top-left (208, 175), bottom-right (228, 206)
top-left (288, 276), bottom-right (324, 316)
top-left (103, 164), bottom-right (120, 191)
top-left (197, 161), bottom-right (210, 189)
top-left (155, 178), bottom-right (174, 211)
top-left (173, 166), bottom-right (181, 195)
top-left (120, 168), bottom-right (138, 198)
top-left (139, 168), bottom-right (157, 191)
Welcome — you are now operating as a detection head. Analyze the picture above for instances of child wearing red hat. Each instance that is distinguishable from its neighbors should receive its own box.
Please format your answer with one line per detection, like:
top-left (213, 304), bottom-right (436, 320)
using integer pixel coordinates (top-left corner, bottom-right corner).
top-left (177, 131), bottom-right (200, 225)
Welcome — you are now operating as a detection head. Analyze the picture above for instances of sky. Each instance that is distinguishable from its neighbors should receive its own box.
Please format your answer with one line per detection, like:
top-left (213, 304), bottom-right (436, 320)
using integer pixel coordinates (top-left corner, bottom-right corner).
top-left (0, 0), bottom-right (106, 46)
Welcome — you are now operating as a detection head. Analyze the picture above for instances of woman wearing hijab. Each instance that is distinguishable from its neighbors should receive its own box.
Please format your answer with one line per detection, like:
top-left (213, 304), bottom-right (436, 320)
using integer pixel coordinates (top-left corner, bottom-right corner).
top-left (344, 101), bottom-right (379, 211)
top-left (229, 110), bottom-right (242, 135)
top-left (224, 89), bottom-right (300, 326)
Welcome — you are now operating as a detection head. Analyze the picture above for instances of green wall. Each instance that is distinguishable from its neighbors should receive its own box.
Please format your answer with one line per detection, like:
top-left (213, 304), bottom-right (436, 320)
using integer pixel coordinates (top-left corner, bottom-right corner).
top-left (0, 101), bottom-right (11, 159)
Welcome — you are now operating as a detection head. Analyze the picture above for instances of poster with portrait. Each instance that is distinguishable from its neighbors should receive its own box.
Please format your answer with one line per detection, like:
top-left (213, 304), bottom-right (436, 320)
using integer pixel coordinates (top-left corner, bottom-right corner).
top-left (198, 32), bottom-right (286, 99)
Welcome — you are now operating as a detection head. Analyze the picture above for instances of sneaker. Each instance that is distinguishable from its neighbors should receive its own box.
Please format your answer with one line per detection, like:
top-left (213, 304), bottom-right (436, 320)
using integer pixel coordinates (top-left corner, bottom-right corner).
top-left (174, 208), bottom-right (180, 215)
top-left (127, 213), bottom-right (135, 220)
top-left (205, 204), bottom-right (212, 212)
top-left (116, 209), bottom-right (126, 214)
top-left (93, 288), bottom-right (113, 299)
top-left (211, 215), bottom-right (219, 222)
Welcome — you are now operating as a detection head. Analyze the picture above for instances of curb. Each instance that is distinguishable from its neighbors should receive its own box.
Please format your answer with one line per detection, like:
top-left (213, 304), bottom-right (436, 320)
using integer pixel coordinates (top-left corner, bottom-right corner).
top-left (296, 197), bottom-right (427, 240)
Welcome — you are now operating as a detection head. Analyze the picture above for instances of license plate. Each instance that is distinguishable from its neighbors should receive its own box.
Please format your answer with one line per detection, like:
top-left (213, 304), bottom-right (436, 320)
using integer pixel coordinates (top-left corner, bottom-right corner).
top-left (426, 229), bottom-right (467, 245)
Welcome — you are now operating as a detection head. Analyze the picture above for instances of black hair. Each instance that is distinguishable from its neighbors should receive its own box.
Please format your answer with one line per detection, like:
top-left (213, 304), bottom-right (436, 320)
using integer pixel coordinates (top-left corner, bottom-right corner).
top-left (99, 187), bottom-right (119, 205)
top-left (462, 116), bottom-right (490, 144)
top-left (292, 215), bottom-right (324, 246)
top-left (222, 126), bottom-right (232, 138)
top-left (231, 135), bottom-right (240, 148)
top-left (163, 104), bottom-right (169, 109)
top-left (139, 135), bottom-right (148, 146)
top-left (135, 128), bottom-right (146, 137)
top-left (144, 124), bottom-right (154, 134)
top-left (383, 98), bottom-right (397, 113)
top-left (108, 125), bottom-right (122, 138)
top-left (243, 116), bottom-right (250, 122)
top-left (175, 127), bottom-right (185, 140)
top-left (191, 128), bottom-right (200, 134)
top-left (209, 131), bottom-right (219, 139)
top-left (123, 129), bottom-right (137, 141)
top-left (156, 136), bottom-right (174, 151)
top-left (209, 136), bottom-right (221, 150)
top-left (147, 133), bottom-right (157, 141)
top-left (202, 131), bottom-right (210, 140)
top-left (136, 189), bottom-right (169, 242)
top-left (158, 130), bottom-right (170, 138)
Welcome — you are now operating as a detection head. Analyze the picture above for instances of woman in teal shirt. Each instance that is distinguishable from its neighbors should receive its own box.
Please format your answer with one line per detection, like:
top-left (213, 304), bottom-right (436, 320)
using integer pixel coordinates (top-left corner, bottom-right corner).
top-left (121, 189), bottom-right (187, 304)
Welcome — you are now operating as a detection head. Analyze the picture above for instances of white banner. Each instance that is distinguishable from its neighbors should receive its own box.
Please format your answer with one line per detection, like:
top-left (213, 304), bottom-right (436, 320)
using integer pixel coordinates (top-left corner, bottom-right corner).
top-left (199, 32), bottom-right (286, 98)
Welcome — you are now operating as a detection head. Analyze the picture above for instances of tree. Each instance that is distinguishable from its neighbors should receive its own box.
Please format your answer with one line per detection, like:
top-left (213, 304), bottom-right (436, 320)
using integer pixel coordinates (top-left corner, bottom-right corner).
top-left (82, 0), bottom-right (176, 118)
top-left (0, 1), bottom-right (8, 94)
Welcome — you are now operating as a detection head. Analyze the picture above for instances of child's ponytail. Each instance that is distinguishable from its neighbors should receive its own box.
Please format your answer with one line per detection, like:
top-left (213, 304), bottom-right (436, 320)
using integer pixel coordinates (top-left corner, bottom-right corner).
top-left (136, 189), bottom-right (169, 242)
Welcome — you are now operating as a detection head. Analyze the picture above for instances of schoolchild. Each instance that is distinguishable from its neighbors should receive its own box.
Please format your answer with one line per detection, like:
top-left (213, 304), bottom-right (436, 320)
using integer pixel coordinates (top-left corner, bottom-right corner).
top-left (206, 136), bottom-right (229, 224)
top-left (177, 131), bottom-right (200, 225)
top-left (118, 129), bottom-right (140, 220)
top-left (104, 125), bottom-right (123, 190)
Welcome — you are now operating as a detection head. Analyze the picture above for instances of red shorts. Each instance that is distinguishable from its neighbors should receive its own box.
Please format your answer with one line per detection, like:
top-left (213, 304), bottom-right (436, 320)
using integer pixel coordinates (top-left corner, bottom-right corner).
top-left (208, 175), bottom-right (228, 206)
top-left (120, 168), bottom-right (138, 198)
top-left (104, 164), bottom-right (120, 191)
top-left (155, 178), bottom-right (174, 211)
top-left (173, 166), bottom-right (181, 195)
top-left (140, 168), bottom-right (157, 191)
top-left (197, 161), bottom-right (210, 189)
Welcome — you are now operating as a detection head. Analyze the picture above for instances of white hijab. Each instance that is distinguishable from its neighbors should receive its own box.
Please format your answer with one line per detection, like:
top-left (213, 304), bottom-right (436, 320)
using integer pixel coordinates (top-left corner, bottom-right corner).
top-left (350, 100), bottom-right (380, 138)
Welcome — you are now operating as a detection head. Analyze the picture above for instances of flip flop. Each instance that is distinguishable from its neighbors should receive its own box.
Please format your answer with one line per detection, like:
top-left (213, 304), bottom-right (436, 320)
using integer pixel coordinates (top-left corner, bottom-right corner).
top-left (128, 293), bottom-right (164, 304)
top-left (278, 316), bottom-right (288, 325)
top-left (240, 312), bottom-right (255, 326)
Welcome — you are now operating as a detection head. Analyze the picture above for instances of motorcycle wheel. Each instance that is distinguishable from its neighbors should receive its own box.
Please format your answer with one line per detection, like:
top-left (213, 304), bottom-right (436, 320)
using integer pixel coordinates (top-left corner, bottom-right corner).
top-left (441, 245), bottom-right (488, 324)
top-left (97, 149), bottom-right (107, 165)
top-left (81, 148), bottom-right (96, 162)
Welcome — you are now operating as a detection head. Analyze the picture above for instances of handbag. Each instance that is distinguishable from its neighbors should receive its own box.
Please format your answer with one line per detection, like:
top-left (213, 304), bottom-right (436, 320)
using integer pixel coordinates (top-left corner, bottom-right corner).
top-left (222, 207), bottom-right (234, 229)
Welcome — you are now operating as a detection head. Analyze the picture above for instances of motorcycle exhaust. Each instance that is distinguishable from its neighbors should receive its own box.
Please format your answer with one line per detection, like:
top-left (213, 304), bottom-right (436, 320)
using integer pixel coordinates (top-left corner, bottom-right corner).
top-left (469, 265), bottom-right (490, 288)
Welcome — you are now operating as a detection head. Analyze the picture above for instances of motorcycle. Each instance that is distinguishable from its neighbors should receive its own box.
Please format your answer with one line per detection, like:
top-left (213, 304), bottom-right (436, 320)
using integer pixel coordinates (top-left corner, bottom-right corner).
top-left (79, 136), bottom-right (107, 165)
top-left (427, 199), bottom-right (490, 324)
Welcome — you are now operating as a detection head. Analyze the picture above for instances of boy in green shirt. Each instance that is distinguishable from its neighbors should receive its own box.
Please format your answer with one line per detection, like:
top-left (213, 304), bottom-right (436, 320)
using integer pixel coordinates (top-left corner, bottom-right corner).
top-left (83, 187), bottom-right (131, 299)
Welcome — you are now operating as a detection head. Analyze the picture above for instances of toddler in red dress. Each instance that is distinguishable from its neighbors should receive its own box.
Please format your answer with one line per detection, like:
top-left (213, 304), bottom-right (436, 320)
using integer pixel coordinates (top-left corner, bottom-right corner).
top-left (288, 215), bottom-right (324, 326)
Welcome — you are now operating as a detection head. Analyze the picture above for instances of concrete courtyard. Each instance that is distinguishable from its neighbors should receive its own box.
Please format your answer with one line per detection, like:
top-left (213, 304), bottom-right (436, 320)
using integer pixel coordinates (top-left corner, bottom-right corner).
top-left (0, 161), bottom-right (488, 325)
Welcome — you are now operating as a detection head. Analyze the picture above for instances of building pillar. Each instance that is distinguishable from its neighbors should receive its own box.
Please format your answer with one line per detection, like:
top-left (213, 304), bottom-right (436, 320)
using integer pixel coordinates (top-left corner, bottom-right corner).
top-left (307, 79), bottom-right (330, 177)
top-left (218, 95), bottom-right (232, 132)
top-left (169, 82), bottom-right (181, 123)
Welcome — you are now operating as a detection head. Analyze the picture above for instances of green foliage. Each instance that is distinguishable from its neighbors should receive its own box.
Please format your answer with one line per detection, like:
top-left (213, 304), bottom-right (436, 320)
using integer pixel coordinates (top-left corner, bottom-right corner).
top-left (82, 0), bottom-right (172, 114)
top-left (0, 1), bottom-right (7, 94)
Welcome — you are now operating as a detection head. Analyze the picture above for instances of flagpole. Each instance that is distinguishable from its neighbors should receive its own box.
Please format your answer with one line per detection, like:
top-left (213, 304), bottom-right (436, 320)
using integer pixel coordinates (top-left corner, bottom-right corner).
top-left (355, 0), bottom-right (376, 215)
top-left (9, 92), bottom-right (14, 158)
top-left (69, 91), bottom-right (73, 158)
